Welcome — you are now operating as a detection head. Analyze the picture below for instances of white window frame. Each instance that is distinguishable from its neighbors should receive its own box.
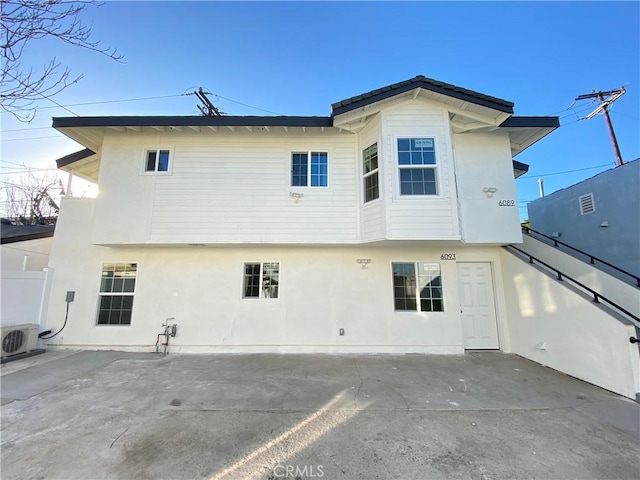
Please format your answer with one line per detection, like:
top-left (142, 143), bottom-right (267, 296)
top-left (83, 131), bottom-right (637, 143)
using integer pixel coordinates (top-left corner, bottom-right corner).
top-left (242, 262), bottom-right (280, 299)
top-left (290, 151), bottom-right (328, 187)
top-left (391, 262), bottom-right (444, 312)
top-left (362, 143), bottom-right (380, 204)
top-left (395, 137), bottom-right (439, 197)
top-left (96, 262), bottom-right (138, 326)
top-left (142, 148), bottom-right (173, 174)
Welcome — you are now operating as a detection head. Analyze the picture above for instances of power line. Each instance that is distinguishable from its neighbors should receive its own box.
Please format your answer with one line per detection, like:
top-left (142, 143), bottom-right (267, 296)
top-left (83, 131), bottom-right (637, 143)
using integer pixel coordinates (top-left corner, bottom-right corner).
top-left (559, 105), bottom-right (596, 120)
top-left (1, 135), bottom-right (63, 142)
top-left (2, 126), bottom-right (51, 133)
top-left (517, 163), bottom-right (613, 179)
top-left (1, 168), bottom-right (58, 174)
top-left (1, 90), bottom-right (283, 121)
top-left (0, 93), bottom-right (191, 115)
top-left (212, 93), bottom-right (285, 116)
top-left (1, 160), bottom-right (51, 168)
top-left (611, 110), bottom-right (640, 121)
top-left (2, 69), bottom-right (79, 117)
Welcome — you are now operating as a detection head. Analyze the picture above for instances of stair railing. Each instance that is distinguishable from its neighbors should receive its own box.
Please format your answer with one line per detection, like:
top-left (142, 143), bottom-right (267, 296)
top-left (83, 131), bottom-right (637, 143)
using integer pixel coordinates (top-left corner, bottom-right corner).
top-left (505, 244), bottom-right (640, 331)
top-left (522, 226), bottom-right (640, 287)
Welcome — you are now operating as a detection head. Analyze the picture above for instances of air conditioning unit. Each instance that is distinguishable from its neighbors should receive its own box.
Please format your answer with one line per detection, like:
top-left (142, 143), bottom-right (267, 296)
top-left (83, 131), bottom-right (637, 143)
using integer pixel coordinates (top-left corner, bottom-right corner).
top-left (1, 324), bottom-right (39, 359)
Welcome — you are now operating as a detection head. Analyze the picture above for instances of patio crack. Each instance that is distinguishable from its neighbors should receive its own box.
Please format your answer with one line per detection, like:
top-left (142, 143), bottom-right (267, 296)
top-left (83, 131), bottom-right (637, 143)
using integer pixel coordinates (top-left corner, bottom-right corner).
top-left (353, 358), bottom-right (363, 409)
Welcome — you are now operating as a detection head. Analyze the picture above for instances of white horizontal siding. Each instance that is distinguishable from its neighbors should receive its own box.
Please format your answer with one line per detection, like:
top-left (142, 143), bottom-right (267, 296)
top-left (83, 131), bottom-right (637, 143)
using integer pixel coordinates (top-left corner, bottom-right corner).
top-left (149, 135), bottom-right (358, 243)
top-left (358, 114), bottom-right (385, 242)
top-left (385, 105), bottom-right (445, 130)
top-left (361, 203), bottom-right (385, 241)
top-left (383, 102), bottom-right (459, 240)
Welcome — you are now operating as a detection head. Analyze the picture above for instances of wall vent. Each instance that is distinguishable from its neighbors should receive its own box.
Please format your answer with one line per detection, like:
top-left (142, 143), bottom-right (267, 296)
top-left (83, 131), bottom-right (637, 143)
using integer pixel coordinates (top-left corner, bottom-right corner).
top-left (579, 193), bottom-right (595, 215)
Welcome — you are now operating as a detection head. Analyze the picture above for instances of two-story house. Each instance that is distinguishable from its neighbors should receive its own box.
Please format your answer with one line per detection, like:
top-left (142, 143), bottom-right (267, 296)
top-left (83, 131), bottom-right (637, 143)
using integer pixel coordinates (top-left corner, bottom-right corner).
top-left (45, 75), bottom-right (559, 354)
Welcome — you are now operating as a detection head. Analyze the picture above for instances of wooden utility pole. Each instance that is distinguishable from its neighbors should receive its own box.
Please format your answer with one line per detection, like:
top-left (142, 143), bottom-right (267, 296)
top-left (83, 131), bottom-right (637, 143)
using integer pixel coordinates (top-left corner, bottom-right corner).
top-left (575, 87), bottom-right (626, 166)
top-left (194, 87), bottom-right (222, 116)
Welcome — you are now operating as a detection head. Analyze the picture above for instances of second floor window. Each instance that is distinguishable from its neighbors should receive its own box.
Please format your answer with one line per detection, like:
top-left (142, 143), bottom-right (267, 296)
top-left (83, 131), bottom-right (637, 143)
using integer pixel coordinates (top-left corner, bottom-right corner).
top-left (291, 152), bottom-right (328, 187)
top-left (363, 143), bottom-right (379, 203)
top-left (397, 138), bottom-right (438, 196)
top-left (145, 149), bottom-right (170, 172)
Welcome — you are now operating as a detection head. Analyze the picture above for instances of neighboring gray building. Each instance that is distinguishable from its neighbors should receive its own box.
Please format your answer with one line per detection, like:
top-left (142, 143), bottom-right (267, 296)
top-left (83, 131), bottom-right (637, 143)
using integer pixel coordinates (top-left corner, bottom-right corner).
top-left (527, 158), bottom-right (640, 277)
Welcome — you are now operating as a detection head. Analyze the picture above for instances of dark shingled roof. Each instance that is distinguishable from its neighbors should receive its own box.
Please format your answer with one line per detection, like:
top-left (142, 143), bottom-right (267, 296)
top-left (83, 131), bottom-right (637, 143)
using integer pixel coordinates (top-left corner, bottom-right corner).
top-left (1, 223), bottom-right (55, 244)
top-left (331, 75), bottom-right (515, 116)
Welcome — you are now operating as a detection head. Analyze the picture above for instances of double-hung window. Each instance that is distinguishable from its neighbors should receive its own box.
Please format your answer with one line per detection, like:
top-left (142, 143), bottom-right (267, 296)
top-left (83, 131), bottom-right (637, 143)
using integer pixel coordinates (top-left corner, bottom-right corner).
top-left (397, 138), bottom-right (438, 195)
top-left (145, 149), bottom-right (170, 172)
top-left (291, 152), bottom-right (328, 187)
top-left (363, 143), bottom-right (379, 203)
top-left (97, 263), bottom-right (137, 325)
top-left (392, 262), bottom-right (443, 312)
top-left (243, 262), bottom-right (280, 299)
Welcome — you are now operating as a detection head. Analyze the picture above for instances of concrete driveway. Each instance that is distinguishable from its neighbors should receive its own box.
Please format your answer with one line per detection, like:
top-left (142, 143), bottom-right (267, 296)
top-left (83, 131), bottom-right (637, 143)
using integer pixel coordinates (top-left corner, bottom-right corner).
top-left (1, 351), bottom-right (639, 480)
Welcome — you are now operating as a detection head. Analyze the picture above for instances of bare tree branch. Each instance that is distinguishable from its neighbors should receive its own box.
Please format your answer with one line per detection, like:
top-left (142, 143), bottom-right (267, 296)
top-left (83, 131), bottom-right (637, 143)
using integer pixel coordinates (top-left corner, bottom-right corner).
top-left (1, 0), bottom-right (123, 122)
top-left (1, 166), bottom-right (63, 224)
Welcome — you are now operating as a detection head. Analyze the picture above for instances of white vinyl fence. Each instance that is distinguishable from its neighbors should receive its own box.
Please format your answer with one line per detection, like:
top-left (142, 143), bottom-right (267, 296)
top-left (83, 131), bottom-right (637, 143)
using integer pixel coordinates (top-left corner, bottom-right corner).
top-left (1, 268), bottom-right (53, 329)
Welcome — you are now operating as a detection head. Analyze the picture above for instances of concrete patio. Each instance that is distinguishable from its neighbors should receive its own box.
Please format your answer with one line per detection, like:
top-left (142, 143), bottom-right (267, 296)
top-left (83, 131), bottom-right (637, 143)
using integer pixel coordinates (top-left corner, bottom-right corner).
top-left (1, 350), bottom-right (639, 480)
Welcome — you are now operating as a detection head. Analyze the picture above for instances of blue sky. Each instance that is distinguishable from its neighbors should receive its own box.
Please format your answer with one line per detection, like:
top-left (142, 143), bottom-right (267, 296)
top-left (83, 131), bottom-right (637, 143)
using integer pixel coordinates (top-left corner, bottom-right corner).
top-left (2, 1), bottom-right (639, 218)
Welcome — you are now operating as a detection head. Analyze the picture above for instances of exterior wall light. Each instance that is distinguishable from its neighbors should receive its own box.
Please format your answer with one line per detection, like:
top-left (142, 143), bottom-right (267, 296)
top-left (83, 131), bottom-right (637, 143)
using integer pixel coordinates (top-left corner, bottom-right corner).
top-left (600, 221), bottom-right (609, 228)
top-left (482, 187), bottom-right (498, 197)
top-left (356, 258), bottom-right (372, 269)
top-left (290, 192), bottom-right (303, 203)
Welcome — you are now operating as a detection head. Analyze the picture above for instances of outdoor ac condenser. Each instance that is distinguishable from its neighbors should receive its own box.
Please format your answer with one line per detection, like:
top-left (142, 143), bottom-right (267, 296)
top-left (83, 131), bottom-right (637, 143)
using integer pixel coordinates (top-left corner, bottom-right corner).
top-left (0, 324), bottom-right (39, 359)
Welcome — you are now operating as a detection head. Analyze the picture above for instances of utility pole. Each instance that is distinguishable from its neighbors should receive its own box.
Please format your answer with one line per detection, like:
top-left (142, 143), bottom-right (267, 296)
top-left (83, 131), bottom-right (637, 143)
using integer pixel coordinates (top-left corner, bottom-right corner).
top-left (575, 87), bottom-right (626, 166)
top-left (194, 87), bottom-right (222, 117)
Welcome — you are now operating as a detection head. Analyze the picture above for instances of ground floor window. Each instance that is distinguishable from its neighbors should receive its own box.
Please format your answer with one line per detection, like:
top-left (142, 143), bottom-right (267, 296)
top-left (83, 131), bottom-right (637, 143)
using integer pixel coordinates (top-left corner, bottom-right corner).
top-left (243, 262), bottom-right (280, 299)
top-left (97, 263), bottom-right (137, 325)
top-left (392, 262), bottom-right (443, 312)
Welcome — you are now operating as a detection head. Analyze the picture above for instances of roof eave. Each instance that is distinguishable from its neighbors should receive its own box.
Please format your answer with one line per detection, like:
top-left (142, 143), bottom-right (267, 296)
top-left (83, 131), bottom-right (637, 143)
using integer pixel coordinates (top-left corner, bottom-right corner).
top-left (499, 116), bottom-right (560, 129)
top-left (56, 148), bottom-right (96, 169)
top-left (52, 116), bottom-right (334, 129)
top-left (512, 160), bottom-right (530, 178)
top-left (499, 116), bottom-right (560, 156)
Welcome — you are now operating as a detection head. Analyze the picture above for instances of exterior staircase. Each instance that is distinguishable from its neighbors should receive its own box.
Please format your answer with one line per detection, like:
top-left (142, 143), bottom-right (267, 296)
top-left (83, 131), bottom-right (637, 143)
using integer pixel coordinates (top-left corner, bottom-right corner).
top-left (499, 227), bottom-right (640, 400)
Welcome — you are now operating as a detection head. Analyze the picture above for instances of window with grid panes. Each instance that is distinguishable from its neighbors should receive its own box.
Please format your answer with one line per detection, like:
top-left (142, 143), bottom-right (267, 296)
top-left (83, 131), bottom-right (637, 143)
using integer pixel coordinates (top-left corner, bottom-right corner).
top-left (392, 262), bottom-right (443, 312)
top-left (363, 143), bottom-right (379, 203)
top-left (96, 263), bottom-right (137, 325)
top-left (291, 152), bottom-right (327, 187)
top-left (243, 262), bottom-right (280, 299)
top-left (397, 138), bottom-right (438, 195)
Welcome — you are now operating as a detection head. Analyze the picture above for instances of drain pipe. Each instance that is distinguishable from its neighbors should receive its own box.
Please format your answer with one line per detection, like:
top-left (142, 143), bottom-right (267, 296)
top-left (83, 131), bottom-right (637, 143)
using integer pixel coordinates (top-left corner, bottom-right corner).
top-left (155, 318), bottom-right (177, 356)
top-left (538, 178), bottom-right (545, 198)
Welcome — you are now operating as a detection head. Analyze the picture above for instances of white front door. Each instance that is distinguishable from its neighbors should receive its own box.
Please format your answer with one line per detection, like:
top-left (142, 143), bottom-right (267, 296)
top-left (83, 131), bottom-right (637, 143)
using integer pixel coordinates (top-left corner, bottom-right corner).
top-left (457, 263), bottom-right (500, 349)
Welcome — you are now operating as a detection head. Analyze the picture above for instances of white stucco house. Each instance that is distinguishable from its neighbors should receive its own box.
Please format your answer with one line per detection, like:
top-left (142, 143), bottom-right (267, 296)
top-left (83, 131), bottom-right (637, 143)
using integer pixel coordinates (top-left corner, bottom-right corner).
top-left (45, 75), bottom-right (561, 354)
